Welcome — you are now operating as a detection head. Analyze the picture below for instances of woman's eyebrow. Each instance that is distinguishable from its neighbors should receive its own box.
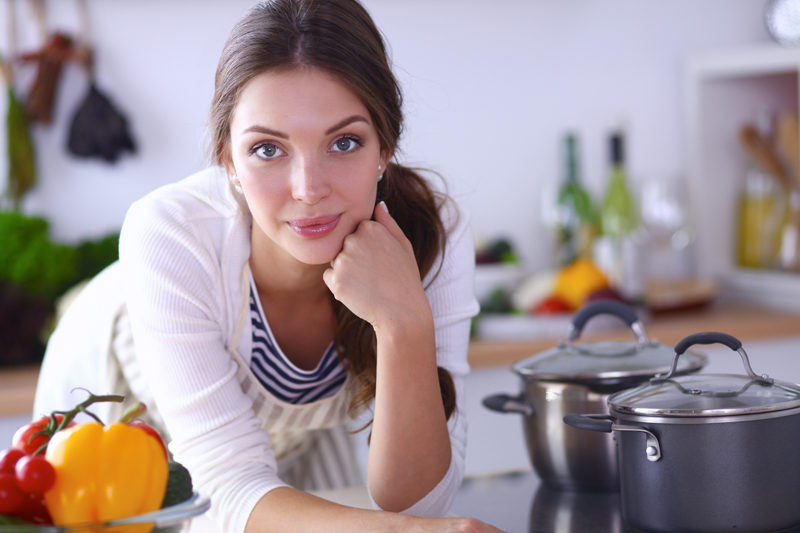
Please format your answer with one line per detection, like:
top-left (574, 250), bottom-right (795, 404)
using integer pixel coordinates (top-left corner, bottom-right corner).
top-left (241, 125), bottom-right (289, 139)
top-left (325, 115), bottom-right (370, 135)
top-left (241, 115), bottom-right (369, 139)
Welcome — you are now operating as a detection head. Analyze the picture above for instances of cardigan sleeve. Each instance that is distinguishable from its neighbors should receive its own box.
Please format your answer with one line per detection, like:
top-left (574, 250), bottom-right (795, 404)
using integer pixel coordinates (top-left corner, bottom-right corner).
top-left (369, 199), bottom-right (480, 517)
top-left (118, 192), bottom-right (289, 533)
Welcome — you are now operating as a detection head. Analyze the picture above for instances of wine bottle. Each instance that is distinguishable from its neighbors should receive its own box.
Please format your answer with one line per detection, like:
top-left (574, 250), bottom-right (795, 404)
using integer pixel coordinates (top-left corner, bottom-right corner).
top-left (601, 132), bottom-right (637, 238)
top-left (595, 130), bottom-right (642, 300)
top-left (554, 133), bottom-right (597, 267)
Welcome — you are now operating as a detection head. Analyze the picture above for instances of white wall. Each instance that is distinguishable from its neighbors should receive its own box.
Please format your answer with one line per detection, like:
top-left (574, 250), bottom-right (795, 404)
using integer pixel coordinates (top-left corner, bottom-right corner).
top-left (0, 0), bottom-right (773, 271)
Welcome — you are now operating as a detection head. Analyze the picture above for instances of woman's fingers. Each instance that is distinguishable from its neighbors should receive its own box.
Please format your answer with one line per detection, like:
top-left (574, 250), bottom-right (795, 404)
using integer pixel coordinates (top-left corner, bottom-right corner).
top-left (373, 201), bottom-right (414, 256)
top-left (323, 204), bottom-right (426, 326)
top-left (415, 517), bottom-right (507, 533)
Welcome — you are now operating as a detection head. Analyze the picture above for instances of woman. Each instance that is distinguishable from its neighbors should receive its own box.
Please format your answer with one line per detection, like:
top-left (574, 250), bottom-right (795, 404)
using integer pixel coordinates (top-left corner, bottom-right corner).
top-left (35, 1), bottom-right (502, 531)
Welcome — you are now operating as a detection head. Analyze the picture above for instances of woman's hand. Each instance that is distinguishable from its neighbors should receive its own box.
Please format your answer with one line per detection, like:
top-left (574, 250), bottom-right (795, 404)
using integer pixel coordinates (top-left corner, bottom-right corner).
top-left (248, 486), bottom-right (509, 533)
top-left (412, 517), bottom-right (508, 533)
top-left (323, 201), bottom-right (430, 332)
top-left (324, 201), bottom-right (448, 511)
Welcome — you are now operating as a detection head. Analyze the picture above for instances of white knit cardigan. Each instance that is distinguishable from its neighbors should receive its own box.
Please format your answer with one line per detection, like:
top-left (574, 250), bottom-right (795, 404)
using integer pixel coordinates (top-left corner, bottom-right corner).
top-left (37, 166), bottom-right (479, 533)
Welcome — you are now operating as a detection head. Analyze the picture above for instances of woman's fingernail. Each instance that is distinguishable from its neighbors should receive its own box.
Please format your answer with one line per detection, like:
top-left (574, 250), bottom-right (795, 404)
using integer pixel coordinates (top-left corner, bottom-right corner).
top-left (379, 201), bottom-right (389, 214)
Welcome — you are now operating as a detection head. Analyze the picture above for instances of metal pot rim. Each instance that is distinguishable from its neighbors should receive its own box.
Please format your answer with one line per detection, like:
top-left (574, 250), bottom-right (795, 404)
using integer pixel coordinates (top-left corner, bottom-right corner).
top-left (512, 341), bottom-right (707, 382)
top-left (611, 404), bottom-right (800, 424)
top-left (517, 365), bottom-right (706, 387)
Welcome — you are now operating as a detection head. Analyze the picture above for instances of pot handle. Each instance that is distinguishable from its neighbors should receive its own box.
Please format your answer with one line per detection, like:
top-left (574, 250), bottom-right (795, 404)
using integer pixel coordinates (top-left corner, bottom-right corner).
top-left (563, 413), bottom-right (613, 432)
top-left (564, 414), bottom-right (662, 462)
top-left (653, 332), bottom-right (773, 385)
top-left (482, 393), bottom-right (534, 416)
top-left (567, 300), bottom-right (646, 343)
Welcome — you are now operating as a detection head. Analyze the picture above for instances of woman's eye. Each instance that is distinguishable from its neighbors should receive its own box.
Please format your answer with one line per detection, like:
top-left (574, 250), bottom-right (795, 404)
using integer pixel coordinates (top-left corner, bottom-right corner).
top-left (253, 143), bottom-right (284, 159)
top-left (331, 136), bottom-right (363, 153)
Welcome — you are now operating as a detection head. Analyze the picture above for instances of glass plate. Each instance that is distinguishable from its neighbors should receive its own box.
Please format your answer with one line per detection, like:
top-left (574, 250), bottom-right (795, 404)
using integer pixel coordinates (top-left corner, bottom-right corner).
top-left (0, 492), bottom-right (210, 532)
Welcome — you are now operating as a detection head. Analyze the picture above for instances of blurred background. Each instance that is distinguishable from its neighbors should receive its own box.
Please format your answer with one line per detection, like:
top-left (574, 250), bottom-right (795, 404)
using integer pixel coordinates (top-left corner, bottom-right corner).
top-left (1, 0), bottom-right (798, 361)
top-left (0, 0), bottom-right (773, 249)
top-left (5, 0), bottom-right (800, 498)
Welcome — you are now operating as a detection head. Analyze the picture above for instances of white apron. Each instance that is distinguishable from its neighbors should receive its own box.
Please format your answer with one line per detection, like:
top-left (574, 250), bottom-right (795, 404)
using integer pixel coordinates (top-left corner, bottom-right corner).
top-left (106, 263), bottom-right (364, 491)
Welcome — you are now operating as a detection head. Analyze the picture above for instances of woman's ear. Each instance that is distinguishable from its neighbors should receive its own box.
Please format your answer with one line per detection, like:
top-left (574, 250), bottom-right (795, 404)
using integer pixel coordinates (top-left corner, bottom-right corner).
top-left (379, 149), bottom-right (392, 173)
top-left (221, 150), bottom-right (239, 185)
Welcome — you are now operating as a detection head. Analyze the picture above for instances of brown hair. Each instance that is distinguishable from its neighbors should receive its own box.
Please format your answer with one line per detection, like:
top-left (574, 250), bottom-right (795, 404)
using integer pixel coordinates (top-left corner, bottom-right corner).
top-left (209, 0), bottom-right (456, 423)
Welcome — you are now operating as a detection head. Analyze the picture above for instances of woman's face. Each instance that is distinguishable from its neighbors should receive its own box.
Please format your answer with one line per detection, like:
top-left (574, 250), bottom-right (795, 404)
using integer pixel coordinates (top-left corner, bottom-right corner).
top-left (227, 67), bottom-right (387, 266)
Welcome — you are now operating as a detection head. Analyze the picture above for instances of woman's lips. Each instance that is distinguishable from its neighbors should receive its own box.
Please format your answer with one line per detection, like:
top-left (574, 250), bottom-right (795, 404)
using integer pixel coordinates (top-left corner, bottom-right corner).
top-left (289, 215), bottom-right (341, 238)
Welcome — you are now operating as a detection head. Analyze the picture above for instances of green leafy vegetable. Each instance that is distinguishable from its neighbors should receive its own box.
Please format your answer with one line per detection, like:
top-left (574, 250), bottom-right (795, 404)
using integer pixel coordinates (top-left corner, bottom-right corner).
top-left (0, 212), bottom-right (76, 299)
top-left (161, 462), bottom-right (194, 509)
top-left (0, 513), bottom-right (38, 531)
top-left (72, 233), bottom-right (120, 284)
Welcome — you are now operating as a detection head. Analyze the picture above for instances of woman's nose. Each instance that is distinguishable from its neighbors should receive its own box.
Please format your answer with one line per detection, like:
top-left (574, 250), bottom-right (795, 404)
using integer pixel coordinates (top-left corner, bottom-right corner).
top-left (291, 158), bottom-right (330, 204)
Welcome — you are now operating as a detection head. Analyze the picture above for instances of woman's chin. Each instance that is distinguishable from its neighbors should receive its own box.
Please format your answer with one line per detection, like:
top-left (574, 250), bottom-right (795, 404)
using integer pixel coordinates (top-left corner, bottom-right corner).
top-left (288, 245), bottom-right (340, 267)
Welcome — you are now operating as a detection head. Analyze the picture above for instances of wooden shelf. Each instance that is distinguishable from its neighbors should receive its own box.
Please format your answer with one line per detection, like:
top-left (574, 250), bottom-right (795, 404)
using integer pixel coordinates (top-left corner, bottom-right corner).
top-left (2, 303), bottom-right (799, 417)
top-left (467, 302), bottom-right (800, 368)
top-left (0, 364), bottom-right (40, 418)
top-left (685, 44), bottom-right (800, 311)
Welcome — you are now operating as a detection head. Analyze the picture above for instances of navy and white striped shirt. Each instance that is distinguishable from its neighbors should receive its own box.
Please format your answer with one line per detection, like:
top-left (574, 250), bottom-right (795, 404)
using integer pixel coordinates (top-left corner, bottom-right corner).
top-left (249, 280), bottom-right (347, 404)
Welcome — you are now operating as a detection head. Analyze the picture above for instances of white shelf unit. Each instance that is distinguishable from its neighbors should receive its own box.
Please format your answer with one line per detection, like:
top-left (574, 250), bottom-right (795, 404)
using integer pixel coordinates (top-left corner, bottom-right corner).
top-left (685, 43), bottom-right (800, 313)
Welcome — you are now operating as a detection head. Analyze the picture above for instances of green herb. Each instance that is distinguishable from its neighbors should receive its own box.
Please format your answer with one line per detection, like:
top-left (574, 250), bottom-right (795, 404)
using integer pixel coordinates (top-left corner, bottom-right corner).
top-left (0, 212), bottom-right (77, 299)
top-left (5, 87), bottom-right (36, 211)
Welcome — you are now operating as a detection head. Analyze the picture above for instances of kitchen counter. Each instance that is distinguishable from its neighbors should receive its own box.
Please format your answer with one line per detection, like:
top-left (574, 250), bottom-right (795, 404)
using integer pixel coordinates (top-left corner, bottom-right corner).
top-left (186, 468), bottom-right (800, 532)
top-left (0, 364), bottom-right (41, 417)
top-left (450, 469), bottom-right (800, 532)
top-left (451, 468), bottom-right (631, 532)
top-left (1, 303), bottom-right (799, 417)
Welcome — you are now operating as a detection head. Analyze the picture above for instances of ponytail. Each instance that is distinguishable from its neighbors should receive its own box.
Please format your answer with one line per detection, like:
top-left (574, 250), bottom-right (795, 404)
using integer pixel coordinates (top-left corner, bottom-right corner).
top-left (335, 162), bottom-right (457, 423)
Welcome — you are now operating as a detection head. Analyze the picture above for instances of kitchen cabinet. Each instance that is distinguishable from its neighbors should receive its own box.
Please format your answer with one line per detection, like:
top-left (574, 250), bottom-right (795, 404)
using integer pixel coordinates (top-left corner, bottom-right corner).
top-left (685, 43), bottom-right (800, 311)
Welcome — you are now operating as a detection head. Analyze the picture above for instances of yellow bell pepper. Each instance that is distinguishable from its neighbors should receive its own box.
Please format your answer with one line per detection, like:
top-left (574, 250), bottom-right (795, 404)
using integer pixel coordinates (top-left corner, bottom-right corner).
top-left (44, 422), bottom-right (168, 533)
top-left (553, 258), bottom-right (609, 311)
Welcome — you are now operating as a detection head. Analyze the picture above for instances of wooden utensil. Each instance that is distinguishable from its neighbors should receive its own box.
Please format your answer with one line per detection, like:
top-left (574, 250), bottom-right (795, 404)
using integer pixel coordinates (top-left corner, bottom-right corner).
top-left (777, 113), bottom-right (800, 188)
top-left (740, 123), bottom-right (800, 270)
top-left (739, 124), bottom-right (792, 192)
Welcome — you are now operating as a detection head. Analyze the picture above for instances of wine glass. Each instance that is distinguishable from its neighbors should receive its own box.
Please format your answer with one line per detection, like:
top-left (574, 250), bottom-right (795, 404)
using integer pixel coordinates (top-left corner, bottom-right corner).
top-left (638, 177), bottom-right (696, 283)
top-left (639, 177), bottom-right (694, 251)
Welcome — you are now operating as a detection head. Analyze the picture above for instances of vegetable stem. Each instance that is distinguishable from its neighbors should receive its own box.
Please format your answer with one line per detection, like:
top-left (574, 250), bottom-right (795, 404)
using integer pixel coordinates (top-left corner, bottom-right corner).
top-left (119, 402), bottom-right (147, 424)
top-left (31, 389), bottom-right (124, 455)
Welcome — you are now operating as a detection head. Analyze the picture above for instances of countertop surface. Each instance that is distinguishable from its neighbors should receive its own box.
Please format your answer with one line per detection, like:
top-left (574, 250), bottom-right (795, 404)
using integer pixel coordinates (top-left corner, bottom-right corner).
top-left (188, 469), bottom-right (800, 533)
top-left (1, 302), bottom-right (799, 417)
top-left (449, 469), bottom-right (800, 533)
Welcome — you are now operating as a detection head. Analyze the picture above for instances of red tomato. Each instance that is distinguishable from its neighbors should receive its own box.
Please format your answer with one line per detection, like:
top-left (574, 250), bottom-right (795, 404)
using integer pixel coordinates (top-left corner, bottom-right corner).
top-left (12, 415), bottom-right (75, 455)
top-left (532, 296), bottom-right (572, 315)
top-left (587, 287), bottom-right (628, 304)
top-left (16, 493), bottom-right (52, 525)
top-left (14, 455), bottom-right (55, 495)
top-left (0, 449), bottom-right (26, 474)
top-left (128, 420), bottom-right (168, 459)
top-left (0, 472), bottom-right (25, 514)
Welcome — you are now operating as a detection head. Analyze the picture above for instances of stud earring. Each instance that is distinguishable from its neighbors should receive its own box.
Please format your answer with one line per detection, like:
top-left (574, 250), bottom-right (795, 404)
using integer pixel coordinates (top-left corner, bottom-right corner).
top-left (377, 164), bottom-right (384, 181)
top-left (231, 174), bottom-right (241, 186)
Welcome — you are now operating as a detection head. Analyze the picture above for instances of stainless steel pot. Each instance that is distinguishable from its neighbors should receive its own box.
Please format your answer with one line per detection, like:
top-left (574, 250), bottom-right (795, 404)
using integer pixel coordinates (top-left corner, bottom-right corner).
top-left (483, 300), bottom-right (706, 491)
top-left (565, 332), bottom-right (800, 533)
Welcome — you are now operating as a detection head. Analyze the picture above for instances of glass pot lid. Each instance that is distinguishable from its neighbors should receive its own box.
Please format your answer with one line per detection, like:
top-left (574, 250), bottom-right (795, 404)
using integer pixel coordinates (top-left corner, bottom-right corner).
top-left (609, 332), bottom-right (800, 417)
top-left (511, 300), bottom-right (707, 382)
